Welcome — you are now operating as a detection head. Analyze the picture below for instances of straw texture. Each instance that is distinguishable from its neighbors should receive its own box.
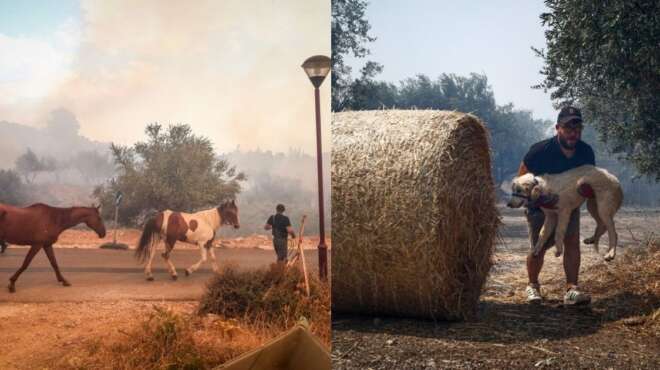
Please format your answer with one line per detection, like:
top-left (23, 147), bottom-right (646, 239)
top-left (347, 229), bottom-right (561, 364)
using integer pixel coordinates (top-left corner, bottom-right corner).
top-left (331, 110), bottom-right (498, 320)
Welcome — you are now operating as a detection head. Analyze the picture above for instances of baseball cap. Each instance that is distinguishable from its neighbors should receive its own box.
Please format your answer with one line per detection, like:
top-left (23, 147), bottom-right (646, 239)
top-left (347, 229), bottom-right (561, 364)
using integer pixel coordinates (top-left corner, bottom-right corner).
top-left (557, 106), bottom-right (583, 128)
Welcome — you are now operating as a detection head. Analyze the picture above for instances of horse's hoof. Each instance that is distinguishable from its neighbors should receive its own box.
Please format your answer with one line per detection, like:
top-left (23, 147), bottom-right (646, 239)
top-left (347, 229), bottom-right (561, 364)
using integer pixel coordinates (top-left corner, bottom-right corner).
top-left (185, 269), bottom-right (190, 277)
top-left (171, 275), bottom-right (178, 281)
top-left (61, 280), bottom-right (71, 287)
top-left (146, 276), bottom-right (154, 281)
top-left (583, 237), bottom-right (594, 244)
top-left (8, 285), bottom-right (15, 293)
top-left (555, 251), bottom-right (562, 258)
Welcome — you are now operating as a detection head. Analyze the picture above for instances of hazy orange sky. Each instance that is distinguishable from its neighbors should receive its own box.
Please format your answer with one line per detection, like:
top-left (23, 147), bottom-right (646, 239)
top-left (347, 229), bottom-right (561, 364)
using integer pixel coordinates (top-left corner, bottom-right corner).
top-left (0, 0), bottom-right (330, 153)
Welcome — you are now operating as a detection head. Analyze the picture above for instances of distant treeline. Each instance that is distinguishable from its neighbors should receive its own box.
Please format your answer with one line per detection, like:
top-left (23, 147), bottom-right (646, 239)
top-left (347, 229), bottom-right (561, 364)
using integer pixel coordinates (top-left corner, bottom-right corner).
top-left (335, 72), bottom-right (660, 206)
top-left (338, 72), bottom-right (550, 185)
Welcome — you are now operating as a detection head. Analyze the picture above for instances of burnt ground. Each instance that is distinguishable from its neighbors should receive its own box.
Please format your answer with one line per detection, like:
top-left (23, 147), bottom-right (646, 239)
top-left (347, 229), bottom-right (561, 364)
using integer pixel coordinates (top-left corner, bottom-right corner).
top-left (332, 206), bottom-right (660, 369)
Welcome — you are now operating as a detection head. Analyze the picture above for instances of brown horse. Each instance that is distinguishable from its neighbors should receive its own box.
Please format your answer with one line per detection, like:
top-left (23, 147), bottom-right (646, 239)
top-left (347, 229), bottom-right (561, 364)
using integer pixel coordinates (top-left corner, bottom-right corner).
top-left (0, 203), bottom-right (106, 293)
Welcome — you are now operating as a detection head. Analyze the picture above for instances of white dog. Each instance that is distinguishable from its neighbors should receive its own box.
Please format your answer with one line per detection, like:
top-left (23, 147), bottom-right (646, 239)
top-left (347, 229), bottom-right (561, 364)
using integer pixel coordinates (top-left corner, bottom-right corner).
top-left (508, 165), bottom-right (623, 261)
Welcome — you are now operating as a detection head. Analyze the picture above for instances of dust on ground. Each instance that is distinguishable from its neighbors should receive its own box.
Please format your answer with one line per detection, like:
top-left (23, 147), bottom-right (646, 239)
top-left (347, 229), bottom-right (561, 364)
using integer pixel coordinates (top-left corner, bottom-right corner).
top-left (332, 206), bottom-right (660, 369)
top-left (0, 233), bottom-right (330, 369)
top-left (51, 229), bottom-right (330, 250)
top-left (0, 301), bottom-right (192, 369)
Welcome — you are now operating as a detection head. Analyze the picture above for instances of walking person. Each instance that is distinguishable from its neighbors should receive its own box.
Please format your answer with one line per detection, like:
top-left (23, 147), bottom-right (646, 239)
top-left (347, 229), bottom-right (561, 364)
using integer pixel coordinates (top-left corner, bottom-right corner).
top-left (517, 106), bottom-right (596, 306)
top-left (264, 204), bottom-right (296, 263)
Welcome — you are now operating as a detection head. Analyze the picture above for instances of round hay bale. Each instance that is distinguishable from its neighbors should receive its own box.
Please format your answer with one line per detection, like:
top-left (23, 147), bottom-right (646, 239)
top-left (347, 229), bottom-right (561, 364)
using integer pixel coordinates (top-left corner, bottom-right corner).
top-left (331, 110), bottom-right (499, 320)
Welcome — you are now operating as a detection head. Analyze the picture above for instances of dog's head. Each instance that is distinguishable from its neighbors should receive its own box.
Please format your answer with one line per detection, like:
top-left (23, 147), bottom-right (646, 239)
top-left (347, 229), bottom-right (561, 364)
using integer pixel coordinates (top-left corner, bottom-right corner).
top-left (507, 174), bottom-right (542, 208)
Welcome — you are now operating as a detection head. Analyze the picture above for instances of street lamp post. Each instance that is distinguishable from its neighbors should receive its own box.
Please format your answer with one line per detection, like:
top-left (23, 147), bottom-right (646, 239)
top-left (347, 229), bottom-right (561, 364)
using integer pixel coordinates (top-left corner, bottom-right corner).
top-left (301, 55), bottom-right (330, 281)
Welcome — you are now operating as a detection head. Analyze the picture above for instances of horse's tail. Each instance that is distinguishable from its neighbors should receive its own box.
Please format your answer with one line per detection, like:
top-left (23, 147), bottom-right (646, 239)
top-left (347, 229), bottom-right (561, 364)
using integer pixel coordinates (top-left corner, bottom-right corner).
top-left (136, 212), bottom-right (163, 264)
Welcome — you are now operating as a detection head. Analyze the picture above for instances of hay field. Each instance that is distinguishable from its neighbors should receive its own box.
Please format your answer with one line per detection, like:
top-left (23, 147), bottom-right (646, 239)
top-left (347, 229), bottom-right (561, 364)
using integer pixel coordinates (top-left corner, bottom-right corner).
top-left (332, 206), bottom-right (660, 369)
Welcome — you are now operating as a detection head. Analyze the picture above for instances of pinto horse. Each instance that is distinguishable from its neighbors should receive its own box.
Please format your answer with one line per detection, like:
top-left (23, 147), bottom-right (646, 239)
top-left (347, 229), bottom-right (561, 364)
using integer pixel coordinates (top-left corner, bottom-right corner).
top-left (0, 203), bottom-right (107, 293)
top-left (135, 200), bottom-right (239, 280)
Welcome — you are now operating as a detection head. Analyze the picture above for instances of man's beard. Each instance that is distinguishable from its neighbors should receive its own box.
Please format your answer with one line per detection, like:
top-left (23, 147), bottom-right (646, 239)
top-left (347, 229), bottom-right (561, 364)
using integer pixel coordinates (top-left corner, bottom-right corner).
top-left (558, 136), bottom-right (577, 149)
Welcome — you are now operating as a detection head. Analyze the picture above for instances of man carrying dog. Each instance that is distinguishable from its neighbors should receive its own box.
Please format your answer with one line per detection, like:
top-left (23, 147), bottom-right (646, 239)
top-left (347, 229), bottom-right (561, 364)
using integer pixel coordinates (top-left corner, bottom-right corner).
top-left (264, 204), bottom-right (296, 263)
top-left (517, 106), bottom-right (595, 306)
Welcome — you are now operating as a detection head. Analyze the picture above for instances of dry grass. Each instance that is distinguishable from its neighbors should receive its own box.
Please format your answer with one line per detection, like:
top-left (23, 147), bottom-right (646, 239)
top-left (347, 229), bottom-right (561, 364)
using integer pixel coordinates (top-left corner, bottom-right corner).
top-left (332, 110), bottom-right (499, 320)
top-left (32, 265), bottom-right (330, 370)
top-left (199, 263), bottom-right (331, 345)
top-left (51, 305), bottom-right (261, 370)
top-left (547, 233), bottom-right (660, 332)
top-left (333, 235), bottom-right (660, 369)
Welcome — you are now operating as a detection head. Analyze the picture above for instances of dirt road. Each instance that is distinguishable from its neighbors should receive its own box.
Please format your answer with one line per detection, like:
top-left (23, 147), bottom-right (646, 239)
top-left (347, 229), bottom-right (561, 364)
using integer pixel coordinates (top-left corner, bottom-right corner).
top-left (0, 247), bottom-right (323, 302)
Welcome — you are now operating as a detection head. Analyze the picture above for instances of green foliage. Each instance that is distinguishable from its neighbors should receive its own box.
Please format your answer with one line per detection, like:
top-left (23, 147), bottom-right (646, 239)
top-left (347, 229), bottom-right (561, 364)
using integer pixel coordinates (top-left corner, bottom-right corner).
top-left (0, 169), bottom-right (25, 205)
top-left (332, 0), bottom-right (378, 110)
top-left (534, 0), bottom-right (660, 179)
top-left (94, 123), bottom-right (245, 225)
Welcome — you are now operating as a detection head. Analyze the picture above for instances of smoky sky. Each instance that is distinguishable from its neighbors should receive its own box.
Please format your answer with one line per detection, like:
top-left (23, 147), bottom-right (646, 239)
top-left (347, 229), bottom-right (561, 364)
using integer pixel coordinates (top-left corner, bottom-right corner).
top-left (0, 0), bottom-right (330, 154)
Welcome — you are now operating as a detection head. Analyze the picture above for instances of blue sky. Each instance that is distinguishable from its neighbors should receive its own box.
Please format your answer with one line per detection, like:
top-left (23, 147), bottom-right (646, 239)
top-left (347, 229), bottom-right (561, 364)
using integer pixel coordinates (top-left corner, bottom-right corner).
top-left (0, 0), bottom-right (80, 37)
top-left (346, 0), bottom-right (556, 121)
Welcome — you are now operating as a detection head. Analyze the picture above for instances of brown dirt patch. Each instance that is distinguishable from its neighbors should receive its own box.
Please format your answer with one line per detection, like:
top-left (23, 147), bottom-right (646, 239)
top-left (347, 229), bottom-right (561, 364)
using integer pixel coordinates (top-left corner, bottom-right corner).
top-left (48, 229), bottom-right (330, 251)
top-left (332, 208), bottom-right (660, 369)
top-left (0, 298), bottom-right (320, 370)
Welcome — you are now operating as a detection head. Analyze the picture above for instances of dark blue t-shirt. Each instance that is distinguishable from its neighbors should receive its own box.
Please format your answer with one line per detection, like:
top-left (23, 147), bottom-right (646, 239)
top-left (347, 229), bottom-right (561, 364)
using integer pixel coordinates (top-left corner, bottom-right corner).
top-left (267, 213), bottom-right (291, 239)
top-left (523, 136), bottom-right (595, 176)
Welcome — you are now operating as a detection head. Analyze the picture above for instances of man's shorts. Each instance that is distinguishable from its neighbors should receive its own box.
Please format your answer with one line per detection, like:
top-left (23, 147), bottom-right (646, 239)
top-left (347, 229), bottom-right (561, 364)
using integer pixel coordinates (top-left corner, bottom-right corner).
top-left (525, 207), bottom-right (580, 251)
top-left (273, 236), bottom-right (288, 261)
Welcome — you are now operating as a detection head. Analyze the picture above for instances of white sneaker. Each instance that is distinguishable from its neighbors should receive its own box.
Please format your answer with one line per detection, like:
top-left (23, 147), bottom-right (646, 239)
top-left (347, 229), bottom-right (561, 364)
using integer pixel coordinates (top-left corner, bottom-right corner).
top-left (564, 287), bottom-right (591, 306)
top-left (526, 285), bottom-right (542, 303)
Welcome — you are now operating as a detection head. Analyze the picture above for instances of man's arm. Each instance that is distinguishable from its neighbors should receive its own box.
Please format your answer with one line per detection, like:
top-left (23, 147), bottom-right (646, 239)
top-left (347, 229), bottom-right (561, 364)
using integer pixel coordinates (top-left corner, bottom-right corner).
top-left (264, 216), bottom-right (273, 230)
top-left (285, 217), bottom-right (295, 238)
top-left (286, 225), bottom-right (296, 239)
